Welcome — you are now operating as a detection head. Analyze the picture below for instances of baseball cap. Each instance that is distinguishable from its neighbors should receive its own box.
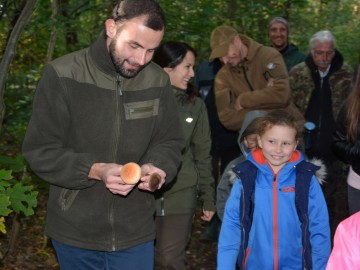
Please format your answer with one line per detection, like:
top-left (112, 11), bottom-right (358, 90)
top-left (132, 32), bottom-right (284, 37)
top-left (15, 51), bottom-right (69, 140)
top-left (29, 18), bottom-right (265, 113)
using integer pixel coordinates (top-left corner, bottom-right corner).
top-left (209, 25), bottom-right (238, 61)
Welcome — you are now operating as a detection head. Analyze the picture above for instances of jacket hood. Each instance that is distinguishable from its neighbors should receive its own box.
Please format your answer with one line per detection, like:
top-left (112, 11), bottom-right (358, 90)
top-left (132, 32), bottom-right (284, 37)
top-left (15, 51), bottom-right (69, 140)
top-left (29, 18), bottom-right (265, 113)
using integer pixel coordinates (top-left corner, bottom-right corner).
top-left (249, 149), bottom-right (326, 185)
top-left (306, 157), bottom-right (327, 185)
top-left (250, 148), bottom-right (302, 167)
top-left (238, 110), bottom-right (267, 156)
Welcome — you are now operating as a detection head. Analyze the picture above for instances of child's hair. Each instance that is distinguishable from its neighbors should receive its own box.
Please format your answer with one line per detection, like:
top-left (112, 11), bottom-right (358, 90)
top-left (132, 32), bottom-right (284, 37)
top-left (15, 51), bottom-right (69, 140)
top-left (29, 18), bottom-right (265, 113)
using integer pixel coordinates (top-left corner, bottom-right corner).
top-left (257, 109), bottom-right (303, 141)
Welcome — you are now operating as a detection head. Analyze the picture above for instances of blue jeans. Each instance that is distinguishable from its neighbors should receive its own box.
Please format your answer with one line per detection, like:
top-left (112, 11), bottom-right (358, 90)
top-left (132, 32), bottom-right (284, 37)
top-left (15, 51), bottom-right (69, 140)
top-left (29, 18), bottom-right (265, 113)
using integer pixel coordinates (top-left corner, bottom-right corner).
top-left (52, 239), bottom-right (154, 270)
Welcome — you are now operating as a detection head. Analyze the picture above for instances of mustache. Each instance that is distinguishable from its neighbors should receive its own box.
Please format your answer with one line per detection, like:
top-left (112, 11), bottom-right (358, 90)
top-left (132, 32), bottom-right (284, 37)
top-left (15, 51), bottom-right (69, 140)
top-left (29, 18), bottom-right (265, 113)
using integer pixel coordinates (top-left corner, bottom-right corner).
top-left (127, 60), bottom-right (142, 68)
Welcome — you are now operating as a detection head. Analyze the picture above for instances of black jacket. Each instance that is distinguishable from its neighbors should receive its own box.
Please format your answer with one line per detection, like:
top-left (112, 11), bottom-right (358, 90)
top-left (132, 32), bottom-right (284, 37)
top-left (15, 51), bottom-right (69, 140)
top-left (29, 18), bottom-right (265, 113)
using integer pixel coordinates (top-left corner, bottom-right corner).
top-left (332, 105), bottom-right (360, 175)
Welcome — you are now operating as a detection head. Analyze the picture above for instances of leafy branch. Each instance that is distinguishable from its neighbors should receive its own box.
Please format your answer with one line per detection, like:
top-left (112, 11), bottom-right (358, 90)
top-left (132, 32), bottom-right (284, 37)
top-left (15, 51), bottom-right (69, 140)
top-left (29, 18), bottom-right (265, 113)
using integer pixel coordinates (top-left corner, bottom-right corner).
top-left (0, 155), bottom-right (38, 234)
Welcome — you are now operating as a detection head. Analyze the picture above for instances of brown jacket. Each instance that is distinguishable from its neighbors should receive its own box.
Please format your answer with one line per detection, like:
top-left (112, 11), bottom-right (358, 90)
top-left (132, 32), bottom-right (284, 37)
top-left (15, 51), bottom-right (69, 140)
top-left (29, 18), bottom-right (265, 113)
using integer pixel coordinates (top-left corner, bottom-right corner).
top-left (215, 35), bottom-right (303, 131)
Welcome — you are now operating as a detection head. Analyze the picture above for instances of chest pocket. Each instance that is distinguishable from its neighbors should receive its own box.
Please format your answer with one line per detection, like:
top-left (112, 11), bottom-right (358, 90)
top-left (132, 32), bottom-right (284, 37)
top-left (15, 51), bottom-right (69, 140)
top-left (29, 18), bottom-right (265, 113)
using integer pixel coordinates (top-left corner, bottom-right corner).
top-left (124, 98), bottom-right (159, 120)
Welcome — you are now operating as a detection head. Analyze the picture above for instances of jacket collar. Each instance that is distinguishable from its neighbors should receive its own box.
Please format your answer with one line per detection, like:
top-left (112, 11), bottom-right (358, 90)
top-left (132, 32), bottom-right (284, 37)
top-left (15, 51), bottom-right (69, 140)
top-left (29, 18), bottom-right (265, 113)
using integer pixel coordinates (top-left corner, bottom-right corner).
top-left (89, 31), bottom-right (117, 76)
top-left (251, 148), bottom-right (301, 165)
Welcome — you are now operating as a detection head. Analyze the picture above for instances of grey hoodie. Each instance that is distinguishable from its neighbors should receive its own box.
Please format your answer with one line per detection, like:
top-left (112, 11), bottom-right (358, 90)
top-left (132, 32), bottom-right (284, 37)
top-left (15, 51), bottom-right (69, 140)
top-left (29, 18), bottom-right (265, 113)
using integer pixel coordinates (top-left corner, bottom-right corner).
top-left (216, 110), bottom-right (267, 220)
top-left (216, 110), bottom-right (327, 220)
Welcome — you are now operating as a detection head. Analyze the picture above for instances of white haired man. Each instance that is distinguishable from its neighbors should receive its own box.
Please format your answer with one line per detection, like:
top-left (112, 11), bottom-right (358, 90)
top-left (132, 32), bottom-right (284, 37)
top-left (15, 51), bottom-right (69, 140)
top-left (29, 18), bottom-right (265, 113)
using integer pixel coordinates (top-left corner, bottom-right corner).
top-left (289, 30), bottom-right (353, 231)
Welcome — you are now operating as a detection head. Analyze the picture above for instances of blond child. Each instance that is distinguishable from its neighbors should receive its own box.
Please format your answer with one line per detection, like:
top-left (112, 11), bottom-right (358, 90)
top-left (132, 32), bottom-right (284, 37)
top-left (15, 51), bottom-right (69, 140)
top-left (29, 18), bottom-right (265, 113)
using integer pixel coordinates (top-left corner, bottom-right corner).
top-left (218, 110), bottom-right (330, 270)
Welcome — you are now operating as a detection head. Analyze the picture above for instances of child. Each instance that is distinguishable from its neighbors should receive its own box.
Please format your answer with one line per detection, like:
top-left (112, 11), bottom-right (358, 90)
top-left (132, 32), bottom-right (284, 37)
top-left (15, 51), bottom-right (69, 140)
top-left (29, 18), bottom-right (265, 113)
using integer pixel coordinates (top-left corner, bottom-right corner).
top-left (217, 110), bottom-right (267, 221)
top-left (218, 109), bottom-right (331, 270)
top-left (326, 211), bottom-right (360, 269)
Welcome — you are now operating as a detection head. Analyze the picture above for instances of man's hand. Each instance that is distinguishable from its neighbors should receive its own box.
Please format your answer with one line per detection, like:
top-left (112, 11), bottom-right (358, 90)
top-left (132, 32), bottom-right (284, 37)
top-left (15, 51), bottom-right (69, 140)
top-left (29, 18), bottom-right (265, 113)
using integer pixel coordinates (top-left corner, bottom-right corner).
top-left (88, 163), bottom-right (136, 196)
top-left (267, 77), bottom-right (274, 87)
top-left (231, 96), bottom-right (243, 111)
top-left (201, 209), bottom-right (215, 222)
top-left (139, 163), bottom-right (166, 192)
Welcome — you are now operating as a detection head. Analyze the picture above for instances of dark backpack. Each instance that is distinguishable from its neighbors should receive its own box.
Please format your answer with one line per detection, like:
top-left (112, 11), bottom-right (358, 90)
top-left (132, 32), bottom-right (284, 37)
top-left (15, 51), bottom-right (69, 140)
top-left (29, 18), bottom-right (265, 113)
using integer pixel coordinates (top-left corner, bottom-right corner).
top-left (232, 160), bottom-right (320, 270)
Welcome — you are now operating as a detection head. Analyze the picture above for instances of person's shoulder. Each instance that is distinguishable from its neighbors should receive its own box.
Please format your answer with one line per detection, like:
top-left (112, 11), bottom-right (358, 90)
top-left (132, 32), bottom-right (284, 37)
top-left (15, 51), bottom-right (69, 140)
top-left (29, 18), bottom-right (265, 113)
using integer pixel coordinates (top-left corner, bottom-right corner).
top-left (134, 62), bottom-right (170, 87)
top-left (49, 48), bottom-right (88, 75)
top-left (215, 64), bottom-right (232, 79)
top-left (257, 43), bottom-right (281, 57)
top-left (147, 61), bottom-right (169, 77)
top-left (189, 96), bottom-right (208, 113)
top-left (289, 61), bottom-right (307, 75)
top-left (338, 63), bottom-right (354, 75)
top-left (330, 63), bottom-right (353, 85)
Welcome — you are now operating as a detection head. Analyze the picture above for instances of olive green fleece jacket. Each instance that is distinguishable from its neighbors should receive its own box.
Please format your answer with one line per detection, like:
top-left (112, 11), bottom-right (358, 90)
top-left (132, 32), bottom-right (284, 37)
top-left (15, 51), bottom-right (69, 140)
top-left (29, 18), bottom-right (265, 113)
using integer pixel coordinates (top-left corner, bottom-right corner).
top-left (155, 89), bottom-right (216, 216)
top-left (22, 32), bottom-right (185, 252)
top-left (215, 35), bottom-right (304, 131)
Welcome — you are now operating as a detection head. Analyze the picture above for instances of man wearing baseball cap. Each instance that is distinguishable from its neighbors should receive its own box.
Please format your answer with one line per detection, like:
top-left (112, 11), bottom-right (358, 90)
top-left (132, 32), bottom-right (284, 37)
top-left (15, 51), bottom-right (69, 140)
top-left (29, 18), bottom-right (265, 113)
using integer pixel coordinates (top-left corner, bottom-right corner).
top-left (268, 17), bottom-right (305, 71)
top-left (209, 24), bottom-right (303, 131)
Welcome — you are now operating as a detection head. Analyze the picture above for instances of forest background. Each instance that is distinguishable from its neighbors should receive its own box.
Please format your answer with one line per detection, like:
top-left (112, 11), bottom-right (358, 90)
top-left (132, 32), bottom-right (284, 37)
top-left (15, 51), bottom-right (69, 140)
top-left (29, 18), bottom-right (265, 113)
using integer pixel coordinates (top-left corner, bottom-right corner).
top-left (0, 0), bottom-right (359, 262)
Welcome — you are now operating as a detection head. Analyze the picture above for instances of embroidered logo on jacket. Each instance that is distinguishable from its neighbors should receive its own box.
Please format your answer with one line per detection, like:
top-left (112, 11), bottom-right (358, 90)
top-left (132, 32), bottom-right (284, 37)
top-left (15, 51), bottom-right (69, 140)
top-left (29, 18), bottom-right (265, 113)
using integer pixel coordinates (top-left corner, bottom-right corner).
top-left (280, 186), bottom-right (296, 192)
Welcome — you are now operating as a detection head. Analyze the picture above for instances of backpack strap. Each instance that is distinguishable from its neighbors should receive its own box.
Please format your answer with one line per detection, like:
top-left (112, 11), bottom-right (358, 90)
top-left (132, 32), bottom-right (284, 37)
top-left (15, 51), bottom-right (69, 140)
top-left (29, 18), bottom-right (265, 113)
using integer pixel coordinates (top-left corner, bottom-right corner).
top-left (232, 160), bottom-right (258, 270)
top-left (295, 160), bottom-right (320, 270)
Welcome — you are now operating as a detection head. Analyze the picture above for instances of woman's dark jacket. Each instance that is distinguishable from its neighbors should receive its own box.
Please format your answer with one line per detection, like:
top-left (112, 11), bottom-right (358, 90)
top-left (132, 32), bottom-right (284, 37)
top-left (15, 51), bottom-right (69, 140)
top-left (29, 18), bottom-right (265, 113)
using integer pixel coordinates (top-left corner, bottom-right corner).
top-left (332, 105), bottom-right (360, 175)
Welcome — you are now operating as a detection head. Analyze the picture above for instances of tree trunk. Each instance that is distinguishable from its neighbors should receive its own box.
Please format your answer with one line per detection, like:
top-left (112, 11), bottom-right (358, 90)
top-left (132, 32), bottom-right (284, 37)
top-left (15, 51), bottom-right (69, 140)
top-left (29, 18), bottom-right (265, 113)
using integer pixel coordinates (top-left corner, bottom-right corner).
top-left (46, 0), bottom-right (59, 62)
top-left (0, 0), bottom-right (38, 131)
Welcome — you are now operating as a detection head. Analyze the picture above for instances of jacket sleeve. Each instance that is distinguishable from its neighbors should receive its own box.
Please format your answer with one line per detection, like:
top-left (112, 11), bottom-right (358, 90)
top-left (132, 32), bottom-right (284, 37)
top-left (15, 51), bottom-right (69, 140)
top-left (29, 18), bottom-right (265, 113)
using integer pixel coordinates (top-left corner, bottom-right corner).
top-left (191, 101), bottom-right (215, 211)
top-left (218, 179), bottom-right (242, 269)
top-left (214, 70), bottom-right (248, 130)
top-left (139, 80), bottom-right (185, 183)
top-left (308, 176), bottom-right (331, 270)
top-left (216, 159), bottom-right (241, 220)
top-left (332, 105), bottom-right (360, 164)
top-left (22, 64), bottom-right (97, 189)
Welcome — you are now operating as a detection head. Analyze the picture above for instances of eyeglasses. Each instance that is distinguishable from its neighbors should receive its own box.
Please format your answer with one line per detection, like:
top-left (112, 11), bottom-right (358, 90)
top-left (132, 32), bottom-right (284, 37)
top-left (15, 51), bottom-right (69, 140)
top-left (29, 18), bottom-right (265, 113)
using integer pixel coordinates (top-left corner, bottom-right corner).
top-left (313, 50), bottom-right (334, 57)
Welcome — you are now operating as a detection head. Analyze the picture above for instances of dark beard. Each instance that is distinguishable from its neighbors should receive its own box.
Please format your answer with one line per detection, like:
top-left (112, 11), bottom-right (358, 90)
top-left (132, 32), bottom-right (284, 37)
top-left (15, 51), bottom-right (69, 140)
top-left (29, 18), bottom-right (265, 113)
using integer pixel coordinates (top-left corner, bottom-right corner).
top-left (109, 42), bottom-right (144, 78)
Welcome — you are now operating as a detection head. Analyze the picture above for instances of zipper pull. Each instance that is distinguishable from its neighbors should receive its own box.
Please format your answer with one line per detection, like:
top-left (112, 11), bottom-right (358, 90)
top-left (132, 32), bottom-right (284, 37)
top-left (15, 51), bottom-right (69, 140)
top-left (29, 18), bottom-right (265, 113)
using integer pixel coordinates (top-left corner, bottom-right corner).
top-left (116, 74), bottom-right (123, 96)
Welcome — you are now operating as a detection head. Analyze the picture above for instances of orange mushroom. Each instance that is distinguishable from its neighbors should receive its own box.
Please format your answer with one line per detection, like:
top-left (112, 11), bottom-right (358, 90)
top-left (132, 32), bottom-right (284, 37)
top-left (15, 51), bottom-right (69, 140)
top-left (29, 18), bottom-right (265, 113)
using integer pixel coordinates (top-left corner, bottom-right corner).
top-left (120, 162), bottom-right (141, 184)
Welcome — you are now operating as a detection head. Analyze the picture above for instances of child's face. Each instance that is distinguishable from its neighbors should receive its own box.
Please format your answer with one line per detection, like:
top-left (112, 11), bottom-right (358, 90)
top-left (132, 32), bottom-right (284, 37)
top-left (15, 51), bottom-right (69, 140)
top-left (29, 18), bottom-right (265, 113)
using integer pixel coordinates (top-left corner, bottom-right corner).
top-left (244, 134), bottom-right (258, 151)
top-left (257, 125), bottom-right (298, 173)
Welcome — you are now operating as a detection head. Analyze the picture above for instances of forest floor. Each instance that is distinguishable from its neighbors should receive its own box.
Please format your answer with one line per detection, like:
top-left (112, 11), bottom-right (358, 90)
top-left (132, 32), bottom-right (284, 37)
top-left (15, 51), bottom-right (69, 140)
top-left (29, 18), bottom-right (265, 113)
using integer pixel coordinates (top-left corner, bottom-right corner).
top-left (0, 177), bottom-right (348, 270)
top-left (0, 188), bottom-right (217, 270)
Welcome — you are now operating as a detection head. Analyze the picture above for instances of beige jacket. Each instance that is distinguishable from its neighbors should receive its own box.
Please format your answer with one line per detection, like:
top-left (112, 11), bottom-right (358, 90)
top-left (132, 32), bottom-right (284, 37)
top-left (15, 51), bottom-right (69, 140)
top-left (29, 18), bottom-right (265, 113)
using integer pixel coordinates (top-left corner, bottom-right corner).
top-left (215, 35), bottom-right (303, 131)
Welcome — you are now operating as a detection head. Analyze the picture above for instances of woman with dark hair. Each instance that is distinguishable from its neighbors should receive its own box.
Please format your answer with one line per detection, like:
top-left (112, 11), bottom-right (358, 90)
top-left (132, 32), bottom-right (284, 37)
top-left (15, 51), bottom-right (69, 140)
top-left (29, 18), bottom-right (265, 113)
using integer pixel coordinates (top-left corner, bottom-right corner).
top-left (332, 68), bottom-right (360, 215)
top-left (152, 41), bottom-right (216, 269)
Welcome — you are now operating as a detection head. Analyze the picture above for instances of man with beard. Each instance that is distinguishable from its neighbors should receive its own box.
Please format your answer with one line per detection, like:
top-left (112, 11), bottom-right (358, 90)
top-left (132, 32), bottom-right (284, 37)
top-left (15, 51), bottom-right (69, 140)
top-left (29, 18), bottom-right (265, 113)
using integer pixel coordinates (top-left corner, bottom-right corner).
top-left (208, 24), bottom-right (304, 132)
top-left (289, 30), bottom-right (353, 231)
top-left (22, 1), bottom-right (185, 269)
top-left (268, 17), bottom-right (305, 71)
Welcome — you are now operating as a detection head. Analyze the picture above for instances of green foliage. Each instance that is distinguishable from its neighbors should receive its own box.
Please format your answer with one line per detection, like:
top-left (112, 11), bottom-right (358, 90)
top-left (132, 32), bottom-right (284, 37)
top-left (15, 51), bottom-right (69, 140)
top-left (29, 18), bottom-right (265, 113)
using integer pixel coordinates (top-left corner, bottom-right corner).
top-left (0, 156), bottom-right (38, 234)
top-left (0, 1), bottom-right (359, 234)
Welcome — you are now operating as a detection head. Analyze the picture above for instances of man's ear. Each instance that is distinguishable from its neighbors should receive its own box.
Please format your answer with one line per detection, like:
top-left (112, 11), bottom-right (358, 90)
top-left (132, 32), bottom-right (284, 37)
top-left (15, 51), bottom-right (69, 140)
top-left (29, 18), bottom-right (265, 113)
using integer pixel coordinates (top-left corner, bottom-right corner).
top-left (105, 19), bottom-right (117, 39)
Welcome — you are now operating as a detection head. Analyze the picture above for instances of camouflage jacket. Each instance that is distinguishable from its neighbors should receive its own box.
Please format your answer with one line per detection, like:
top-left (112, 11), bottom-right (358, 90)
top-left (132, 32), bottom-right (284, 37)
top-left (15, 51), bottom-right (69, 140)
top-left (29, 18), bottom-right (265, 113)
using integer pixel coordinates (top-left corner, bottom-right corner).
top-left (289, 50), bottom-right (353, 118)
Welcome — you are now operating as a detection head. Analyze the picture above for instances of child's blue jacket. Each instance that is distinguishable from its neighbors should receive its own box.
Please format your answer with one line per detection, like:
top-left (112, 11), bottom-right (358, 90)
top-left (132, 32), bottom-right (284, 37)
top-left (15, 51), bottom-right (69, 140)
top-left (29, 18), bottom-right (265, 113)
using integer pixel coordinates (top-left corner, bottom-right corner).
top-left (217, 149), bottom-right (331, 270)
